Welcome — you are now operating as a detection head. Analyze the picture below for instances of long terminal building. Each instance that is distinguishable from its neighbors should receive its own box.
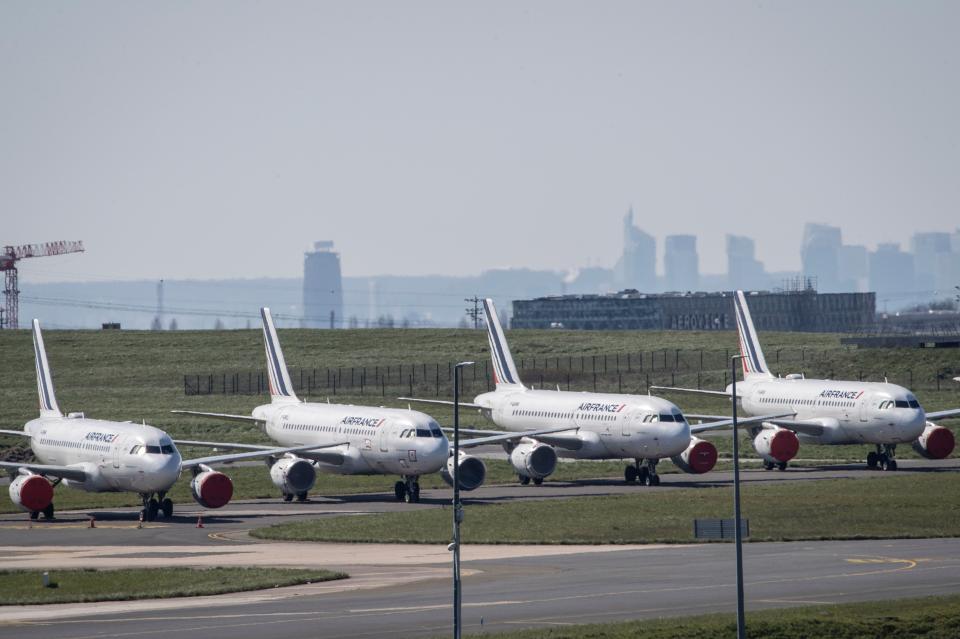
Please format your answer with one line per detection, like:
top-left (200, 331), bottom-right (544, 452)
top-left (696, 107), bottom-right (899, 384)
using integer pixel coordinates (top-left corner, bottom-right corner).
top-left (510, 290), bottom-right (876, 332)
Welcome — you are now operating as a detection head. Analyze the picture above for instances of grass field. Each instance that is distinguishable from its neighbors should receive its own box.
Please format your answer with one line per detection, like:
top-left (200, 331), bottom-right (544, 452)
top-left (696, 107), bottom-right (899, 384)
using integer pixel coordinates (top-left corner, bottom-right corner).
top-left (447, 594), bottom-right (960, 639)
top-left (251, 472), bottom-right (960, 544)
top-left (0, 567), bottom-right (346, 605)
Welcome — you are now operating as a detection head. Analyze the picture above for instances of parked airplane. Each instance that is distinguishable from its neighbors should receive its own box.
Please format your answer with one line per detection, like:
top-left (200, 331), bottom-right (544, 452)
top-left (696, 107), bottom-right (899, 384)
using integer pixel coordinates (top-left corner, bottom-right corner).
top-left (174, 308), bottom-right (563, 502)
top-left (653, 290), bottom-right (958, 471)
top-left (0, 320), bottom-right (319, 521)
top-left (401, 299), bottom-right (784, 486)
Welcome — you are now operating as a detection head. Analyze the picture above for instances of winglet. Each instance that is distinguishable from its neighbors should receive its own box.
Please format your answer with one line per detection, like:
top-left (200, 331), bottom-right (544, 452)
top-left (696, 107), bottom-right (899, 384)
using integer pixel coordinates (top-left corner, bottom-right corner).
top-left (32, 320), bottom-right (62, 417)
top-left (482, 299), bottom-right (524, 390)
top-left (260, 307), bottom-right (300, 404)
top-left (733, 291), bottom-right (773, 379)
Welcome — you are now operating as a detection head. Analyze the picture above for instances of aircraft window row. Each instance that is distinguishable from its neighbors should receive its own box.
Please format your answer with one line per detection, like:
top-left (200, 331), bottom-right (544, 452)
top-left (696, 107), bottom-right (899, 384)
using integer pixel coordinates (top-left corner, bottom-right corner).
top-left (513, 409), bottom-right (574, 419)
top-left (577, 413), bottom-right (615, 421)
top-left (760, 397), bottom-right (856, 408)
top-left (39, 437), bottom-right (109, 453)
top-left (283, 423), bottom-right (375, 437)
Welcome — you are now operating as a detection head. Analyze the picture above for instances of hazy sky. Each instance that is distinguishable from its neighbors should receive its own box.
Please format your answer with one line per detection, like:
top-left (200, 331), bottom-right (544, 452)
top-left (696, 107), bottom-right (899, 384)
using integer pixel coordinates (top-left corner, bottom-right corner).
top-left (3, 1), bottom-right (958, 284)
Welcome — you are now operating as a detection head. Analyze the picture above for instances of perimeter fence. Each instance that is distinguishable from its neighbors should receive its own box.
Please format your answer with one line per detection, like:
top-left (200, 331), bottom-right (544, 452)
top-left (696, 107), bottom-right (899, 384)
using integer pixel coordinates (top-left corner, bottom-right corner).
top-left (183, 347), bottom-right (960, 397)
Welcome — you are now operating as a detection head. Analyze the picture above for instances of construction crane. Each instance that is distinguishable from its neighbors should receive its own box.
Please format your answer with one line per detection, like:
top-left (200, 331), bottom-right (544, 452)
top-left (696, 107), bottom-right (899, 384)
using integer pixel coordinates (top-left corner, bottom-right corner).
top-left (1, 241), bottom-right (84, 329)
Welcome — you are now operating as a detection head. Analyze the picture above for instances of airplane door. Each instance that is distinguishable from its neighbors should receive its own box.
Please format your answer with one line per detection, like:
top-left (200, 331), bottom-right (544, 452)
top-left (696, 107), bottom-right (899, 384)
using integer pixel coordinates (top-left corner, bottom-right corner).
top-left (622, 409), bottom-right (637, 437)
top-left (859, 395), bottom-right (869, 422)
top-left (112, 437), bottom-right (123, 468)
top-left (379, 424), bottom-right (390, 453)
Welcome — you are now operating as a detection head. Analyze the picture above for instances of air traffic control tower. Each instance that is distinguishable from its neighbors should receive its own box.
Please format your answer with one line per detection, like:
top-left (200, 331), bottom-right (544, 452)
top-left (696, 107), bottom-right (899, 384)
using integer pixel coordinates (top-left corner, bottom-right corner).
top-left (303, 241), bottom-right (343, 328)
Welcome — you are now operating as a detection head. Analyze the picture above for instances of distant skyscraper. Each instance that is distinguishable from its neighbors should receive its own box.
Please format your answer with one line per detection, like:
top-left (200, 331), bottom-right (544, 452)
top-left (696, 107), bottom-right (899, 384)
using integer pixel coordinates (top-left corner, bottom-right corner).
top-left (911, 232), bottom-right (952, 292)
top-left (664, 234), bottom-right (699, 292)
top-left (838, 245), bottom-right (868, 292)
top-left (869, 243), bottom-right (915, 310)
top-left (620, 208), bottom-right (656, 292)
top-left (726, 234), bottom-right (765, 290)
top-left (801, 223), bottom-right (842, 292)
top-left (303, 241), bottom-right (344, 328)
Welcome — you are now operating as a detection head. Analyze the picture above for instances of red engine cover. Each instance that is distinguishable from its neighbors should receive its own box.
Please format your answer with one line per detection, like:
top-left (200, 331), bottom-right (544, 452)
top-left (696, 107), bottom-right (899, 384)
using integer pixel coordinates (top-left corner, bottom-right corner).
top-left (192, 471), bottom-right (233, 509)
top-left (922, 426), bottom-right (955, 459)
top-left (768, 429), bottom-right (800, 463)
top-left (687, 440), bottom-right (718, 474)
top-left (13, 475), bottom-right (54, 512)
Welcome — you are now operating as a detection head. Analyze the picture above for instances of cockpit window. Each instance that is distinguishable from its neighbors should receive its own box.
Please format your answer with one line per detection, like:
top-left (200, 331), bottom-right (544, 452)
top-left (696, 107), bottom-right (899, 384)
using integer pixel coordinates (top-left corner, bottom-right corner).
top-left (416, 429), bottom-right (432, 437)
top-left (160, 444), bottom-right (175, 454)
top-left (908, 400), bottom-right (920, 409)
top-left (145, 445), bottom-right (162, 454)
top-left (430, 425), bottom-right (443, 438)
top-left (895, 400), bottom-right (909, 408)
top-left (659, 414), bottom-right (676, 422)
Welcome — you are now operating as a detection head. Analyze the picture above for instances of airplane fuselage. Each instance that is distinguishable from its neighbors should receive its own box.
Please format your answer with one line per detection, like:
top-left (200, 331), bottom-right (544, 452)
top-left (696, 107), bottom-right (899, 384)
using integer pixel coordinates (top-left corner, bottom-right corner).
top-left (252, 402), bottom-right (448, 477)
top-left (472, 389), bottom-right (692, 460)
top-left (24, 415), bottom-right (182, 493)
top-left (734, 378), bottom-right (926, 445)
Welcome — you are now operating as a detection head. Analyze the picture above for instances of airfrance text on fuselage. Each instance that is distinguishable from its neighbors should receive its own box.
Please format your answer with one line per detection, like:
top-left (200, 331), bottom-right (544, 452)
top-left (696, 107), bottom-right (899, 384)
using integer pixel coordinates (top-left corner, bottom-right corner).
top-left (577, 403), bottom-right (626, 413)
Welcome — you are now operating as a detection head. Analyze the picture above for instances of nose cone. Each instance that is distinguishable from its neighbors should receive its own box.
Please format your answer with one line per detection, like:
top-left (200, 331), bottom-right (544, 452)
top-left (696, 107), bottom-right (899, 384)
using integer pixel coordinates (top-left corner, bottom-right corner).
top-left (901, 409), bottom-right (926, 439)
top-left (421, 435), bottom-right (450, 472)
top-left (662, 420), bottom-right (692, 456)
top-left (146, 453), bottom-right (182, 489)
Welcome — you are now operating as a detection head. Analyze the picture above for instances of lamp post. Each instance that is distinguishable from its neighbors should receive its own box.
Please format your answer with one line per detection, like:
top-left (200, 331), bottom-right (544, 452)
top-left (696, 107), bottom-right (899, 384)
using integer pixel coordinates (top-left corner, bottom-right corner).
top-left (452, 360), bottom-right (474, 639)
top-left (731, 354), bottom-right (746, 639)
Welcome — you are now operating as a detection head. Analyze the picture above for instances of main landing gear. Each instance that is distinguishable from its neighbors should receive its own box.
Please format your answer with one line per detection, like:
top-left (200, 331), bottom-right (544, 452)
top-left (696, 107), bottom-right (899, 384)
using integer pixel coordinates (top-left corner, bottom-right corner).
top-left (867, 444), bottom-right (898, 471)
top-left (517, 475), bottom-right (544, 486)
top-left (763, 461), bottom-right (789, 471)
top-left (625, 459), bottom-right (660, 486)
top-left (29, 503), bottom-right (55, 520)
top-left (282, 491), bottom-right (310, 502)
top-left (140, 491), bottom-right (174, 522)
top-left (394, 476), bottom-right (422, 503)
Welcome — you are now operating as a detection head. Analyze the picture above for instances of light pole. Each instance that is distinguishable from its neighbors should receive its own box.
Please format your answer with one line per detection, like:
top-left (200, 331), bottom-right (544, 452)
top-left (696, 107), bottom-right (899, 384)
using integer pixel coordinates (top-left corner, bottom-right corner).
top-left (731, 354), bottom-right (746, 639)
top-left (452, 360), bottom-right (474, 639)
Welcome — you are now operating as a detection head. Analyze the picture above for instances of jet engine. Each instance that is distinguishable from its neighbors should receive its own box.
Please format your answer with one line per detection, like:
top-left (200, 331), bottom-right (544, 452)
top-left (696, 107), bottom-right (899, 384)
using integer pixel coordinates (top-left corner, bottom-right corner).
top-left (269, 456), bottom-right (317, 495)
top-left (8, 473), bottom-right (53, 513)
top-left (440, 451), bottom-right (486, 491)
top-left (190, 467), bottom-right (234, 508)
top-left (671, 437), bottom-right (718, 474)
top-left (508, 441), bottom-right (557, 480)
top-left (912, 422), bottom-right (955, 460)
top-left (753, 426), bottom-right (800, 464)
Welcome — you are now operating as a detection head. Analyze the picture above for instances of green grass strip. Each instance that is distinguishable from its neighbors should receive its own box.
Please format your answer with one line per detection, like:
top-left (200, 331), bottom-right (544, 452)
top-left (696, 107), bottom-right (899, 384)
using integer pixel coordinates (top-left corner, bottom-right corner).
top-left (451, 593), bottom-right (960, 638)
top-left (252, 472), bottom-right (960, 544)
top-left (0, 567), bottom-right (346, 605)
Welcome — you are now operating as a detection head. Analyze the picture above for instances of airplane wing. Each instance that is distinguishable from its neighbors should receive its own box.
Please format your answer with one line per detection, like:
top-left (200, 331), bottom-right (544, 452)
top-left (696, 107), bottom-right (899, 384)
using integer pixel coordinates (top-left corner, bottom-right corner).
top-left (0, 461), bottom-right (87, 482)
top-left (176, 441), bottom-right (349, 467)
top-left (0, 429), bottom-right (31, 438)
top-left (925, 408), bottom-right (960, 421)
top-left (180, 443), bottom-right (348, 469)
top-left (397, 397), bottom-right (484, 409)
top-left (689, 413), bottom-right (796, 434)
top-left (649, 385), bottom-right (740, 399)
top-left (456, 426), bottom-right (583, 449)
top-left (170, 410), bottom-right (261, 424)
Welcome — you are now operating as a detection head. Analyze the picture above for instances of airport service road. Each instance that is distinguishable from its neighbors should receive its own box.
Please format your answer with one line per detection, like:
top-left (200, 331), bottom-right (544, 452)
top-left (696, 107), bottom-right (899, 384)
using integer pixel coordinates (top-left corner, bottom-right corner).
top-left (2, 538), bottom-right (959, 638)
top-left (0, 458), bottom-right (957, 547)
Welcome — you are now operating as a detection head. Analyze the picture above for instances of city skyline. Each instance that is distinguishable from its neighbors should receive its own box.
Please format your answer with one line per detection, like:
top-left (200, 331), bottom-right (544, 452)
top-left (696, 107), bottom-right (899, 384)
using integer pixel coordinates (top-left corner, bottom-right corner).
top-left (3, 3), bottom-right (959, 284)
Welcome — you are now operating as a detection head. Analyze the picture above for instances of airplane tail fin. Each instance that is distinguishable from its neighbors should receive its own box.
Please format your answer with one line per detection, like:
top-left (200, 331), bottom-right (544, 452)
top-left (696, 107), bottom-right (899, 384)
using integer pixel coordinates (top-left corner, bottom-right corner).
top-left (260, 307), bottom-right (300, 404)
top-left (482, 298), bottom-right (525, 391)
top-left (733, 291), bottom-right (773, 379)
top-left (32, 320), bottom-right (62, 417)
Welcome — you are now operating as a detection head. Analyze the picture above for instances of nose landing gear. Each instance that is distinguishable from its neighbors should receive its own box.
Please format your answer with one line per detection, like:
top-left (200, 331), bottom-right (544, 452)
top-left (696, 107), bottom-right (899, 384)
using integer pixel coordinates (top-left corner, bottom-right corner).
top-left (394, 476), bottom-right (421, 503)
top-left (867, 444), bottom-right (898, 471)
top-left (140, 491), bottom-right (174, 521)
top-left (625, 459), bottom-right (660, 486)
